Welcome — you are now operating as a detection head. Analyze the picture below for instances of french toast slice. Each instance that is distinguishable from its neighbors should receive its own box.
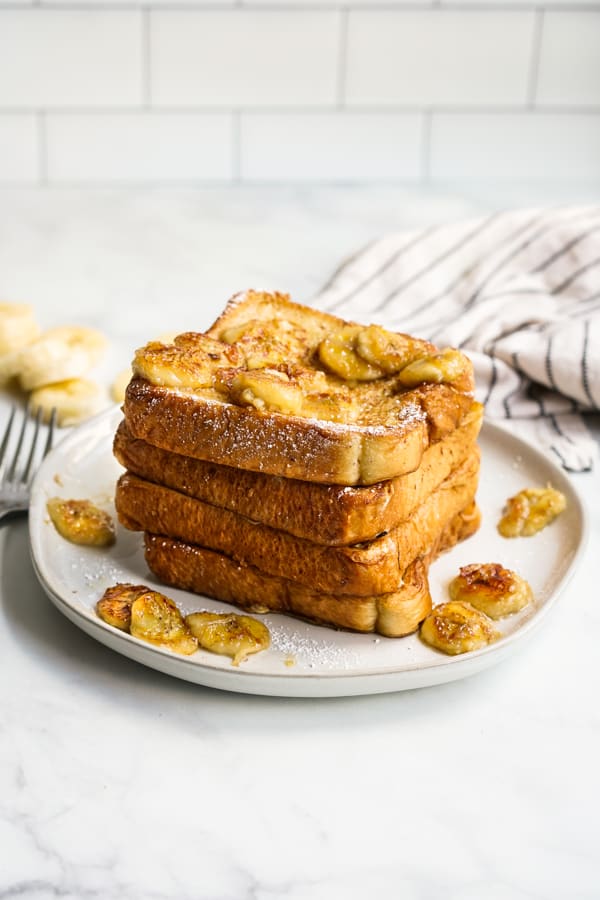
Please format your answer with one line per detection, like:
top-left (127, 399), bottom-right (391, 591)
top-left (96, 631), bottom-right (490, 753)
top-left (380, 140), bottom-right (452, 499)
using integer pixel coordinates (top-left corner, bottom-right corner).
top-left (124, 291), bottom-right (475, 485)
top-left (142, 504), bottom-right (481, 637)
top-left (114, 401), bottom-right (482, 545)
top-left (115, 449), bottom-right (480, 597)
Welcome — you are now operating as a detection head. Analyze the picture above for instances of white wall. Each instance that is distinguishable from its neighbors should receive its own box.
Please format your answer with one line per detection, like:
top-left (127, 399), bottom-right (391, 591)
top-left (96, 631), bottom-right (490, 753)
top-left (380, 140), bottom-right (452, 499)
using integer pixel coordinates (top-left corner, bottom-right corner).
top-left (0, 2), bottom-right (599, 184)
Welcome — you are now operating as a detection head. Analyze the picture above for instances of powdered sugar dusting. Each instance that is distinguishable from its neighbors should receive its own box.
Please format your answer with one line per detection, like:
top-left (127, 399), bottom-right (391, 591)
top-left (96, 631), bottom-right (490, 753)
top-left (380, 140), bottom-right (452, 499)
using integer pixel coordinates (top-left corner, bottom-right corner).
top-left (268, 623), bottom-right (361, 670)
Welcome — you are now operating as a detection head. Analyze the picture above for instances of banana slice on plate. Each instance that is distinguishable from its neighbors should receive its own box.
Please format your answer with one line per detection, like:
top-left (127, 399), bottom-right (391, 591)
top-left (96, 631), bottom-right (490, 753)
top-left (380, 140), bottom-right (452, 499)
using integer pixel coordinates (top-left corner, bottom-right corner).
top-left (96, 583), bottom-right (198, 655)
top-left (498, 486), bottom-right (567, 537)
top-left (130, 591), bottom-right (198, 656)
top-left (449, 563), bottom-right (532, 619)
top-left (18, 325), bottom-right (107, 391)
top-left (96, 583), bottom-right (149, 631)
top-left (186, 611), bottom-right (270, 666)
top-left (30, 378), bottom-right (108, 427)
top-left (0, 302), bottom-right (40, 356)
top-left (47, 497), bottom-right (116, 547)
top-left (420, 600), bottom-right (500, 655)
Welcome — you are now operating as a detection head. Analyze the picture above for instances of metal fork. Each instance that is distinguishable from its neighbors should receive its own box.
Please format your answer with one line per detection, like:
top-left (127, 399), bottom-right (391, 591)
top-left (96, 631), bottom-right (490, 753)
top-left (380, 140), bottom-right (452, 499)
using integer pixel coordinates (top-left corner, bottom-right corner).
top-left (0, 406), bottom-right (56, 524)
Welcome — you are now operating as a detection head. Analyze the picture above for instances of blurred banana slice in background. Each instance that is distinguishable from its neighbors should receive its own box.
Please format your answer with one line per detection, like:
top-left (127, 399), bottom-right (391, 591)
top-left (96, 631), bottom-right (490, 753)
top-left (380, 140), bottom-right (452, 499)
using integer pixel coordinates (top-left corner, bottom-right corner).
top-left (30, 378), bottom-right (107, 427)
top-left (18, 325), bottom-right (107, 391)
top-left (0, 304), bottom-right (191, 427)
top-left (0, 304), bottom-right (110, 426)
top-left (0, 303), bottom-right (42, 385)
top-left (111, 368), bottom-right (132, 404)
top-left (0, 303), bottom-right (41, 356)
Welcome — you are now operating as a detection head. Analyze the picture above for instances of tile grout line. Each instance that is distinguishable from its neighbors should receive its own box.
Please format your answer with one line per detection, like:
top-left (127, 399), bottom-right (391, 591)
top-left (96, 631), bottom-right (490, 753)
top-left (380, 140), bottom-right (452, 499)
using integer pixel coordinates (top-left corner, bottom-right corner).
top-left (232, 109), bottom-right (241, 182)
top-left (527, 7), bottom-right (544, 107)
top-left (3, 105), bottom-right (600, 115)
top-left (420, 107), bottom-right (432, 183)
top-left (36, 110), bottom-right (48, 186)
top-left (3, 3), bottom-right (600, 9)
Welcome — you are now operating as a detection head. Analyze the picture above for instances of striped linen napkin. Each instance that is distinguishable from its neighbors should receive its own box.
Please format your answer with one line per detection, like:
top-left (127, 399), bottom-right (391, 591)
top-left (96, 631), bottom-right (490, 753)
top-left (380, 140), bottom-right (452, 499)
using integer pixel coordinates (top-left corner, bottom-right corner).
top-left (315, 206), bottom-right (600, 472)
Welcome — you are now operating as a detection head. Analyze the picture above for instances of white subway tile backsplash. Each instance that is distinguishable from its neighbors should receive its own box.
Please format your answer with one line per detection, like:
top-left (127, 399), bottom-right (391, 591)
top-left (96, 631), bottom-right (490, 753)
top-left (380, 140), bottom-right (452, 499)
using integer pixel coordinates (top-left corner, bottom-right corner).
top-left (345, 11), bottom-right (535, 107)
top-left (45, 114), bottom-right (233, 183)
top-left (0, 11), bottom-right (142, 109)
top-left (0, 115), bottom-right (38, 183)
top-left (537, 12), bottom-right (600, 107)
top-left (150, 11), bottom-right (339, 108)
top-left (0, 4), bottom-right (598, 186)
top-left (240, 113), bottom-right (422, 181)
top-left (430, 113), bottom-right (600, 179)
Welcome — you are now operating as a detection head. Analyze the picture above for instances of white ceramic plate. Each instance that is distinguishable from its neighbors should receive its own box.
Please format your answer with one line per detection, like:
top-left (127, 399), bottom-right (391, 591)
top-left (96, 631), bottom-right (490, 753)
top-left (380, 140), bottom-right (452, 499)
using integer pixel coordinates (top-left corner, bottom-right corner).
top-left (29, 407), bottom-right (587, 697)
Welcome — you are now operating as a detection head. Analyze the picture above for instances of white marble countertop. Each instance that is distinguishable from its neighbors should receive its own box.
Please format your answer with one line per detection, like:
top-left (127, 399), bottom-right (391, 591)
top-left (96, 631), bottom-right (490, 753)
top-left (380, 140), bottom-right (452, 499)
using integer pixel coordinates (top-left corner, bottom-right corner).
top-left (1, 185), bottom-right (599, 900)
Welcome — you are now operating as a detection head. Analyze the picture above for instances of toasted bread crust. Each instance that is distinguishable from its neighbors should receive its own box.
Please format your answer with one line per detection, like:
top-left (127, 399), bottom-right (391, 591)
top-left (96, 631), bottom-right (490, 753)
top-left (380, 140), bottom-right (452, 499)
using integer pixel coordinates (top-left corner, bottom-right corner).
top-left (115, 450), bottom-right (480, 596)
top-left (114, 402), bottom-right (482, 545)
top-left (124, 292), bottom-right (475, 485)
top-left (123, 377), bottom-right (474, 485)
top-left (142, 504), bottom-right (479, 636)
top-left (124, 376), bottom-right (434, 485)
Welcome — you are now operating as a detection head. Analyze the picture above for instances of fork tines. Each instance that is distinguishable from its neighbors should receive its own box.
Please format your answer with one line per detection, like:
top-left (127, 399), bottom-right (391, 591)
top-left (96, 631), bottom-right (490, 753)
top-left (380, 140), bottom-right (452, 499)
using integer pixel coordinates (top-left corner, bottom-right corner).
top-left (0, 405), bottom-right (56, 485)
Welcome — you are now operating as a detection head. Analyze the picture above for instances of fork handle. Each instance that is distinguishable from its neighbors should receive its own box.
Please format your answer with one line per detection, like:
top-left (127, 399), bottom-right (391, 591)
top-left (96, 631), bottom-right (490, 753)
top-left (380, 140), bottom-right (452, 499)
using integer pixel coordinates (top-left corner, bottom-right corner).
top-left (0, 504), bottom-right (29, 524)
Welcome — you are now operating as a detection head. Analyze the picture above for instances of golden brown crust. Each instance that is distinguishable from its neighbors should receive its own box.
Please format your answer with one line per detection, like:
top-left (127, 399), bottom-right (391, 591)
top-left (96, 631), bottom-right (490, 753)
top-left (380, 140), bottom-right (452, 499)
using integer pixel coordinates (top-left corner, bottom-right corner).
top-left (115, 450), bottom-right (480, 597)
top-left (123, 292), bottom-right (475, 486)
top-left (142, 504), bottom-right (479, 637)
top-left (123, 376), bottom-right (436, 485)
top-left (114, 402), bottom-right (482, 545)
top-left (144, 535), bottom-right (430, 636)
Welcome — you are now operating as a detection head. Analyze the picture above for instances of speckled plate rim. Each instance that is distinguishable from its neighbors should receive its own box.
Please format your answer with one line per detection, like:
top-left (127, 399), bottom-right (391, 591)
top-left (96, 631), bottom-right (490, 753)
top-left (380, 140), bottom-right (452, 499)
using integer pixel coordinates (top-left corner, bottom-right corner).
top-left (28, 408), bottom-right (589, 698)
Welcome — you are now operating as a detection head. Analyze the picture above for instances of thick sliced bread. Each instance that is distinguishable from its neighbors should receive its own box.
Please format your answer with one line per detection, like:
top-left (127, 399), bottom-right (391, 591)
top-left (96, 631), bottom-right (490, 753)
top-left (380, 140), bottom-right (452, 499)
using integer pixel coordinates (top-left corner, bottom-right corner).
top-left (114, 401), bottom-right (482, 545)
top-left (143, 503), bottom-right (481, 637)
top-left (115, 449), bottom-right (480, 596)
top-left (124, 291), bottom-right (475, 485)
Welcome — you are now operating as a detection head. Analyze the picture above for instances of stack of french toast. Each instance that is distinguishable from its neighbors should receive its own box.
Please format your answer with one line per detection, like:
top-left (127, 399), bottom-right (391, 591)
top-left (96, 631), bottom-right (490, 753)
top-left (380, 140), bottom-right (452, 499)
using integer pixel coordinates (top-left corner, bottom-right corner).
top-left (114, 291), bottom-right (483, 637)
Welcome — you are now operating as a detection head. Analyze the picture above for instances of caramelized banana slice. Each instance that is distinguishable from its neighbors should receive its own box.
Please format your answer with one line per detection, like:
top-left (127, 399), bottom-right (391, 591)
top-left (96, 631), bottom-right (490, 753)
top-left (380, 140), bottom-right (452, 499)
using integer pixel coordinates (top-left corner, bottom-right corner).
top-left (221, 368), bottom-right (304, 415)
top-left (186, 612), bottom-right (270, 666)
top-left (449, 563), bottom-right (532, 619)
top-left (420, 600), bottom-right (500, 655)
top-left (220, 318), bottom-right (311, 368)
top-left (96, 583), bottom-right (149, 631)
top-left (396, 347), bottom-right (468, 387)
top-left (355, 325), bottom-right (430, 374)
top-left (47, 497), bottom-right (115, 547)
top-left (130, 591), bottom-right (198, 655)
top-left (498, 486), bottom-right (567, 537)
top-left (318, 327), bottom-right (385, 382)
top-left (301, 390), bottom-right (354, 423)
top-left (133, 334), bottom-right (240, 388)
